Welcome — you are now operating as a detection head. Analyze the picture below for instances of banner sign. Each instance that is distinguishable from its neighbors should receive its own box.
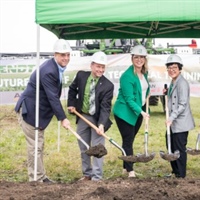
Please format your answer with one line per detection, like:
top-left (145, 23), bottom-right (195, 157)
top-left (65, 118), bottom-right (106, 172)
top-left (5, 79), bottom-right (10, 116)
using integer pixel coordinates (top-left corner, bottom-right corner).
top-left (0, 54), bottom-right (200, 104)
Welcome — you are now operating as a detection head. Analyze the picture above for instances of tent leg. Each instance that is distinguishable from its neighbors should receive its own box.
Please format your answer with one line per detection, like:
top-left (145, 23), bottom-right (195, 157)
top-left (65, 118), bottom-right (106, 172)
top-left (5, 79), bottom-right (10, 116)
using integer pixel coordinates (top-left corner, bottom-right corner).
top-left (34, 24), bottom-right (41, 181)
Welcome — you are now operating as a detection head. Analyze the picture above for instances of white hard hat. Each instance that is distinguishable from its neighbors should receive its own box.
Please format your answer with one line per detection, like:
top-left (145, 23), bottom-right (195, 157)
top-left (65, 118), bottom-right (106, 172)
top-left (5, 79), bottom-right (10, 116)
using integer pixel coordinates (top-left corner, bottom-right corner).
top-left (130, 45), bottom-right (147, 56)
top-left (53, 39), bottom-right (72, 53)
top-left (166, 55), bottom-right (183, 65)
top-left (91, 51), bottom-right (107, 65)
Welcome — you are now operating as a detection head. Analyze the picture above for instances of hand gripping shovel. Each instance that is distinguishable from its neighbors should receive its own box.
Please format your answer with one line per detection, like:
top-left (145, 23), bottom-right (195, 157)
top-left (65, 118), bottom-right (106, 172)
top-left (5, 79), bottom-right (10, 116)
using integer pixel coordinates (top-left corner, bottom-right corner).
top-left (131, 96), bottom-right (155, 163)
top-left (68, 126), bottom-right (107, 158)
top-left (72, 109), bottom-right (139, 162)
top-left (160, 89), bottom-right (180, 161)
top-left (187, 132), bottom-right (200, 155)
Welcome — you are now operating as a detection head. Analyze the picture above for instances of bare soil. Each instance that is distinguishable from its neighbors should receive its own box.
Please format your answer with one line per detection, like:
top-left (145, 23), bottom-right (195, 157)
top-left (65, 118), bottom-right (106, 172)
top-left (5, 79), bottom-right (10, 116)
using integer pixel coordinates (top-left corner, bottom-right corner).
top-left (1, 177), bottom-right (200, 200)
top-left (1, 107), bottom-right (200, 199)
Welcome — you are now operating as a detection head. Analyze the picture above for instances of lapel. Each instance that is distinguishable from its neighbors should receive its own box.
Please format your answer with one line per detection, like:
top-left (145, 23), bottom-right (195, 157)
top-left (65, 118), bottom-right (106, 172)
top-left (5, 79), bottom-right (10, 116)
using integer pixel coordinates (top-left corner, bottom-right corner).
top-left (95, 76), bottom-right (104, 93)
top-left (135, 75), bottom-right (142, 95)
top-left (58, 83), bottom-right (62, 96)
top-left (131, 66), bottom-right (142, 96)
top-left (169, 74), bottom-right (182, 97)
top-left (52, 58), bottom-right (62, 87)
top-left (144, 73), bottom-right (150, 97)
top-left (83, 73), bottom-right (90, 88)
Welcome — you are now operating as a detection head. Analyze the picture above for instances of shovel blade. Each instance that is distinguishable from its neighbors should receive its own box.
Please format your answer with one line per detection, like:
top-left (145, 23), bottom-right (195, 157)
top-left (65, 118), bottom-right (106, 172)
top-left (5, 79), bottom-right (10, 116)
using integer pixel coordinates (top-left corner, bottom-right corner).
top-left (85, 143), bottom-right (107, 158)
top-left (118, 155), bottom-right (139, 162)
top-left (187, 147), bottom-right (200, 155)
top-left (135, 152), bottom-right (156, 163)
top-left (118, 152), bottom-right (155, 163)
top-left (160, 150), bottom-right (180, 161)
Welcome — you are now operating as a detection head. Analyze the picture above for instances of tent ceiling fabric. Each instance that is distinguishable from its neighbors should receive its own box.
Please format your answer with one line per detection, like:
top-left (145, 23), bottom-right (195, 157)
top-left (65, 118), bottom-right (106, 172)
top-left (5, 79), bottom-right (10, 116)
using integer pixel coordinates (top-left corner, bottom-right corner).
top-left (36, 0), bottom-right (200, 39)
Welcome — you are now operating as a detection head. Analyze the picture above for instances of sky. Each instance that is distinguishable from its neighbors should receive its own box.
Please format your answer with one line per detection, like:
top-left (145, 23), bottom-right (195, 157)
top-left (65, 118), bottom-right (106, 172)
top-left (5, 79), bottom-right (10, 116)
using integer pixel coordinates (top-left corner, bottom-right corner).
top-left (0, 0), bottom-right (199, 53)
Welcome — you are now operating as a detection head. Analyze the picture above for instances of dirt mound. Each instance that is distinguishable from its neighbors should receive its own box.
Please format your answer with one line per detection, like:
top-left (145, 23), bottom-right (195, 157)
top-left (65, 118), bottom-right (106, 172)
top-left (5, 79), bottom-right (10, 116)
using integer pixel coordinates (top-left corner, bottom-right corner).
top-left (1, 177), bottom-right (200, 200)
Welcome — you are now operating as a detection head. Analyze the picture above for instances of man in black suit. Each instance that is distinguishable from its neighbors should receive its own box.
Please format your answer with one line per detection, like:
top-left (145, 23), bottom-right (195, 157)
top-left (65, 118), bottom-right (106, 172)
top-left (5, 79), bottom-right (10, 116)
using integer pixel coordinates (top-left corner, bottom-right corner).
top-left (15, 39), bottom-right (71, 182)
top-left (67, 51), bottom-right (114, 181)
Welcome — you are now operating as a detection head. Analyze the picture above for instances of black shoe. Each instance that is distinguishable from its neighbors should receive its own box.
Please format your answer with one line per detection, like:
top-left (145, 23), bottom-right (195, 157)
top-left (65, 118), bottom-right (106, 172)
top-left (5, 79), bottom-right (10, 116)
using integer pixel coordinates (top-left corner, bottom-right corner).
top-left (175, 174), bottom-right (183, 178)
top-left (42, 177), bottom-right (54, 183)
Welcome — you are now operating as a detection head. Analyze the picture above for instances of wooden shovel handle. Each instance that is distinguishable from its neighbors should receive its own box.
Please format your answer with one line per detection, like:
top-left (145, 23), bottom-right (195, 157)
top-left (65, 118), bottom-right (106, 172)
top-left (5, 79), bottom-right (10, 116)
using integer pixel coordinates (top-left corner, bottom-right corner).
top-left (72, 109), bottom-right (110, 140)
top-left (68, 126), bottom-right (90, 149)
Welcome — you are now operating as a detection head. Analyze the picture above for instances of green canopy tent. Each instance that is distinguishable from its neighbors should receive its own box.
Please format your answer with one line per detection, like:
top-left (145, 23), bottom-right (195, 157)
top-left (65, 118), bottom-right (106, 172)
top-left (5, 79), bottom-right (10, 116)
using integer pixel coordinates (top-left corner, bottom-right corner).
top-left (35, 0), bottom-right (200, 39)
top-left (33, 0), bottom-right (200, 181)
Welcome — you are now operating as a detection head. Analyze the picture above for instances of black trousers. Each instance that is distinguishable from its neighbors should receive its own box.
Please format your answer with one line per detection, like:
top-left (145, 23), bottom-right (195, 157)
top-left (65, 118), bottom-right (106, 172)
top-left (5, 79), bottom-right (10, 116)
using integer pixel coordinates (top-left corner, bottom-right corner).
top-left (114, 114), bottom-right (143, 172)
top-left (166, 130), bottom-right (188, 178)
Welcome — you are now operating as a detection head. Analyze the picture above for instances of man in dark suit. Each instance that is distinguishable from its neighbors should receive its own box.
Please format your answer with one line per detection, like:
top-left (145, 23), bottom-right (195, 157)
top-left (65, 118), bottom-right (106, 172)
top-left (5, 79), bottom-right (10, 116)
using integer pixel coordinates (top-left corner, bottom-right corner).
top-left (15, 39), bottom-right (72, 182)
top-left (67, 51), bottom-right (114, 181)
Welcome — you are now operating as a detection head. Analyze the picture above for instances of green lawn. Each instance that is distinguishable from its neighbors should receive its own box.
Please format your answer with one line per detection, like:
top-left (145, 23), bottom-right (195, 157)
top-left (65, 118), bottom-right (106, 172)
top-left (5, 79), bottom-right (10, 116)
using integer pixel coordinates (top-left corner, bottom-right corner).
top-left (0, 97), bottom-right (200, 182)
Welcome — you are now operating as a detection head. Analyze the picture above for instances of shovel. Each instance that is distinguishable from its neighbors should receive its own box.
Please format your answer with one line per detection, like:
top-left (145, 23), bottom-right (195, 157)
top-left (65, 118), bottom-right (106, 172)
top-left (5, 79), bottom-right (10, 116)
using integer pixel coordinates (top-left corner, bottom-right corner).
top-left (68, 126), bottom-right (107, 158)
top-left (187, 133), bottom-right (200, 155)
top-left (72, 109), bottom-right (139, 162)
top-left (160, 91), bottom-right (180, 161)
top-left (130, 95), bottom-right (155, 163)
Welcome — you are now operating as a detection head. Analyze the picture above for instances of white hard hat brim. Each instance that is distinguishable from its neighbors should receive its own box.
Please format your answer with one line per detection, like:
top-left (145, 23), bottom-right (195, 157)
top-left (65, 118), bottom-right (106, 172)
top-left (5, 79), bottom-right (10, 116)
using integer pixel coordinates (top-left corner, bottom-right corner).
top-left (55, 50), bottom-right (72, 53)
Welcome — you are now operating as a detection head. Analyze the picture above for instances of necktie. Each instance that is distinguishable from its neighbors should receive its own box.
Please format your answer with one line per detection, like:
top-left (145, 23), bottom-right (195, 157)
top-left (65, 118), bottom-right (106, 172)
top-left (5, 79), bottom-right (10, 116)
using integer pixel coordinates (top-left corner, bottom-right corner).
top-left (58, 66), bottom-right (66, 83)
top-left (89, 79), bottom-right (96, 115)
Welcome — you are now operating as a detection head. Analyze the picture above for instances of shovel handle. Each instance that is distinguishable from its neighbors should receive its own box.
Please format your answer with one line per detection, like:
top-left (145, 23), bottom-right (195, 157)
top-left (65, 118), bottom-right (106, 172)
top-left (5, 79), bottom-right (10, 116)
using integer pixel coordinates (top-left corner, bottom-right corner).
top-left (165, 95), bottom-right (172, 154)
top-left (72, 109), bottom-right (127, 156)
top-left (68, 126), bottom-right (90, 149)
top-left (144, 95), bottom-right (150, 155)
top-left (145, 95), bottom-right (150, 131)
top-left (72, 109), bottom-right (110, 140)
top-left (195, 133), bottom-right (200, 150)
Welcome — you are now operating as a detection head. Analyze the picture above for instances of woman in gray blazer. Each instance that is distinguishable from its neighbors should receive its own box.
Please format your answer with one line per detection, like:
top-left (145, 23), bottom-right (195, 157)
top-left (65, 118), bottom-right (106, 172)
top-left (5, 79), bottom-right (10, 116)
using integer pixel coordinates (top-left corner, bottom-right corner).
top-left (164, 54), bottom-right (195, 178)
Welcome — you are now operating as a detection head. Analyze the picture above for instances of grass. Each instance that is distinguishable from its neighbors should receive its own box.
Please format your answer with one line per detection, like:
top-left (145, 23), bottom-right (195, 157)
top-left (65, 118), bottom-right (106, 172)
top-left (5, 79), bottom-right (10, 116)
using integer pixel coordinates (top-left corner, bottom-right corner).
top-left (0, 97), bottom-right (200, 182)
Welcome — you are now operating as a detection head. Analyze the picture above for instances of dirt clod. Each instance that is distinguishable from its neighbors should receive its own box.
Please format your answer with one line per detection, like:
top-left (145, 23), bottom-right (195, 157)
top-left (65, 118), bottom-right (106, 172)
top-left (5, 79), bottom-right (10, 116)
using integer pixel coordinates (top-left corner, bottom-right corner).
top-left (187, 148), bottom-right (200, 155)
top-left (85, 143), bottom-right (107, 158)
top-left (160, 150), bottom-right (180, 161)
top-left (118, 155), bottom-right (138, 162)
top-left (118, 152), bottom-right (155, 163)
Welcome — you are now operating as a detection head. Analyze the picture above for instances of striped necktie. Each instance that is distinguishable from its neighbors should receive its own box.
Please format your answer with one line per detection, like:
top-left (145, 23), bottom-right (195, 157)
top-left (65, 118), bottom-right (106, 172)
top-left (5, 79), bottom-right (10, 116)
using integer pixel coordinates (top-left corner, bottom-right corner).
top-left (89, 79), bottom-right (96, 115)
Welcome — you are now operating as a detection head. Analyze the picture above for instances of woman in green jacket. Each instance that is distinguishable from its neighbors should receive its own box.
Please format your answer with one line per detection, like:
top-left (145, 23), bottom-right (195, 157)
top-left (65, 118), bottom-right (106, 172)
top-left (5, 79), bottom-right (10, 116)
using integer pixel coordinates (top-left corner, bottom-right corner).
top-left (113, 45), bottom-right (150, 178)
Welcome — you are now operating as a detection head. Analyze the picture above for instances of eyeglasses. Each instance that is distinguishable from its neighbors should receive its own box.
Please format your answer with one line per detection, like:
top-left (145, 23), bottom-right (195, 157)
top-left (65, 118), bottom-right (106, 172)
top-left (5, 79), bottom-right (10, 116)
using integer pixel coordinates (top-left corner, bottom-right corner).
top-left (133, 56), bottom-right (145, 60)
top-left (167, 66), bottom-right (179, 71)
